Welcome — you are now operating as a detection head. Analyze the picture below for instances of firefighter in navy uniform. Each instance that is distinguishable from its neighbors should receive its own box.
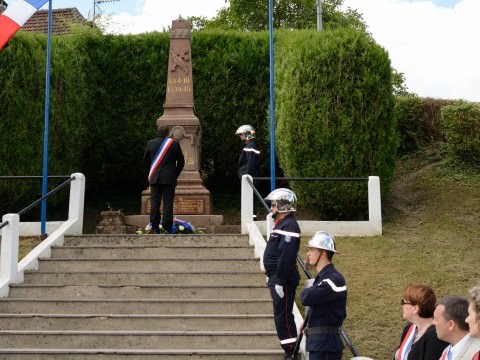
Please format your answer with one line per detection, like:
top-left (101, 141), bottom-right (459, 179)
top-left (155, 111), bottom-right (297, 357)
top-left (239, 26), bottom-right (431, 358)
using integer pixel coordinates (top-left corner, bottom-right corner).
top-left (263, 188), bottom-right (301, 360)
top-left (235, 125), bottom-right (260, 183)
top-left (300, 231), bottom-right (347, 360)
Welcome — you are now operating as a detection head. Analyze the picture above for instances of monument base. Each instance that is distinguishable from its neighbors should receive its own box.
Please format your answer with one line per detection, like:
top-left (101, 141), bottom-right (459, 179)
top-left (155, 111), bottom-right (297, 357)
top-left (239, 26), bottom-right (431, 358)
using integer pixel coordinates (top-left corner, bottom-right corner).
top-left (123, 214), bottom-right (228, 234)
top-left (141, 186), bottom-right (211, 216)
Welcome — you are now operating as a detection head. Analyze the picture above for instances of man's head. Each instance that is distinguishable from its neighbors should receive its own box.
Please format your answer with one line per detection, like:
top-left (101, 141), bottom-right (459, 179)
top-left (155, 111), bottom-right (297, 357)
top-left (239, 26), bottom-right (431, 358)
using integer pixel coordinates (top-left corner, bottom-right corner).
top-left (264, 188), bottom-right (297, 219)
top-left (433, 295), bottom-right (469, 344)
top-left (306, 231), bottom-right (337, 265)
top-left (235, 125), bottom-right (255, 141)
top-left (157, 125), bottom-right (169, 137)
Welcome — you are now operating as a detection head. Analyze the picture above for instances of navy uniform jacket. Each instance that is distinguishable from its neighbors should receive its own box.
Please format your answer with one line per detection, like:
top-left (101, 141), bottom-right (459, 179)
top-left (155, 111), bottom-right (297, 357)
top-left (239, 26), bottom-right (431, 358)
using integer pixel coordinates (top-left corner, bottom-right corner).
top-left (237, 139), bottom-right (260, 180)
top-left (144, 136), bottom-right (185, 185)
top-left (300, 263), bottom-right (347, 353)
top-left (263, 214), bottom-right (301, 287)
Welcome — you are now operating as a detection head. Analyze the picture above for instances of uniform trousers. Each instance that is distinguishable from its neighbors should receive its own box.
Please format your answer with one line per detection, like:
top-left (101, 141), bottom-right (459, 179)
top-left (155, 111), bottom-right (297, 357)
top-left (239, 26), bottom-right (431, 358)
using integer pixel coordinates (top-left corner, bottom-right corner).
top-left (268, 282), bottom-right (298, 355)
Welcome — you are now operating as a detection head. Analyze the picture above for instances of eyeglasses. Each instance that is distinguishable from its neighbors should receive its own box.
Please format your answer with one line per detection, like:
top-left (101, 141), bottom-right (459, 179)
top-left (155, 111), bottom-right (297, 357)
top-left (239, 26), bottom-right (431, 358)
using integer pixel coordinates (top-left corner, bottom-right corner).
top-left (400, 298), bottom-right (413, 306)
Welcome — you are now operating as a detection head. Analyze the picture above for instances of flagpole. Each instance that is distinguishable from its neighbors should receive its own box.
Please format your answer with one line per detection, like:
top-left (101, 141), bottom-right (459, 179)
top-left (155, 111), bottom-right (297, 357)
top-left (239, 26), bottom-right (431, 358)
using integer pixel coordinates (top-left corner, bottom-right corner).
top-left (40, 0), bottom-right (53, 238)
top-left (268, 0), bottom-right (275, 192)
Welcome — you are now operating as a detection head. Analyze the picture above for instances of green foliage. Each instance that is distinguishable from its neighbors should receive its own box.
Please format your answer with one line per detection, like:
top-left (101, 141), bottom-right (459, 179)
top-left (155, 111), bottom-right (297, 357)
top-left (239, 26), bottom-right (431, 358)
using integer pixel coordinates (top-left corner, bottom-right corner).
top-left (74, 32), bottom-right (170, 196)
top-left (441, 102), bottom-right (480, 168)
top-left (394, 95), bottom-right (425, 155)
top-left (192, 30), bottom-right (270, 188)
top-left (201, 0), bottom-right (366, 31)
top-left (394, 96), bottom-right (460, 157)
top-left (275, 29), bottom-right (397, 219)
top-left (1, 27), bottom-right (432, 220)
top-left (0, 31), bottom-right (92, 214)
top-left (391, 69), bottom-right (413, 97)
top-left (0, 29), bottom-right (272, 212)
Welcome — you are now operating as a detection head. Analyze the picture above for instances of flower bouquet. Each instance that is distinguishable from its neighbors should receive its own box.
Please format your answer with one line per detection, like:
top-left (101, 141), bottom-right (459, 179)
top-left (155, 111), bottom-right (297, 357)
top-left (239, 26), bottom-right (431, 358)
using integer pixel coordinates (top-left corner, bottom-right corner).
top-left (136, 218), bottom-right (197, 234)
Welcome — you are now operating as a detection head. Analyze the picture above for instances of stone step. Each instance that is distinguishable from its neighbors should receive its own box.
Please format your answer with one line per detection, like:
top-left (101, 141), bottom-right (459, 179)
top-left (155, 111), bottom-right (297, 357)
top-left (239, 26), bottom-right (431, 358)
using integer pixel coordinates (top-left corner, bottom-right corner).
top-left (63, 235), bottom-right (249, 247)
top-left (0, 314), bottom-right (275, 331)
top-left (37, 259), bottom-right (261, 272)
top-left (1, 233), bottom-right (282, 359)
top-left (0, 349), bottom-right (284, 359)
top-left (51, 246), bottom-right (254, 259)
top-left (7, 284), bottom-right (270, 299)
top-left (0, 299), bottom-right (272, 314)
top-left (0, 331), bottom-right (279, 349)
top-left (22, 271), bottom-right (265, 286)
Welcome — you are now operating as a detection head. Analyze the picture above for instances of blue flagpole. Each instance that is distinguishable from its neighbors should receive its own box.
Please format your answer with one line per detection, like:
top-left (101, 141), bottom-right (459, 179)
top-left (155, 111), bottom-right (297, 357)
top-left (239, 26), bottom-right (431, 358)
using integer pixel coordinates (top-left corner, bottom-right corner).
top-left (268, 0), bottom-right (275, 192)
top-left (41, 0), bottom-right (53, 238)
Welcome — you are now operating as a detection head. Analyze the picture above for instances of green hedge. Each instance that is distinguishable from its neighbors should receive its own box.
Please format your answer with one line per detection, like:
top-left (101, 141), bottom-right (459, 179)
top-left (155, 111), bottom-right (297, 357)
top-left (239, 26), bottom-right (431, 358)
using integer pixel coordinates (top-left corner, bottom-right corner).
top-left (0, 27), bottom-right (399, 218)
top-left (0, 31), bottom-right (92, 215)
top-left (394, 96), bottom-right (457, 156)
top-left (441, 102), bottom-right (480, 167)
top-left (275, 29), bottom-right (397, 219)
top-left (0, 28), bottom-right (271, 213)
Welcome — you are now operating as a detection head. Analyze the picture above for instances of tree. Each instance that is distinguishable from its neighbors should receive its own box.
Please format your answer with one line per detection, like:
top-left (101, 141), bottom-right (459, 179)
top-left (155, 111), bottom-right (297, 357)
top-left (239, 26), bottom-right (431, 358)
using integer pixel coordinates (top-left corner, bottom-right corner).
top-left (199, 0), bottom-right (366, 32)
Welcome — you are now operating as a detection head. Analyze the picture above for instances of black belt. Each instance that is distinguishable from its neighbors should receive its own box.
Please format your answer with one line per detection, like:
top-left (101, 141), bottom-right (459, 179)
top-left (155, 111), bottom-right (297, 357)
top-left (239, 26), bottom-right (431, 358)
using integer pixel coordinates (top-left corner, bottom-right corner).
top-left (305, 326), bottom-right (341, 336)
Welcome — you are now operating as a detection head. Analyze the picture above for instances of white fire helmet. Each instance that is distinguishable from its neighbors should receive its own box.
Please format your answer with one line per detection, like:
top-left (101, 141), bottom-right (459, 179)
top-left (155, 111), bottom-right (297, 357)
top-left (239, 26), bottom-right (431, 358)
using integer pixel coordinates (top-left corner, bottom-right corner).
top-left (235, 124), bottom-right (256, 140)
top-left (307, 231), bottom-right (338, 253)
top-left (264, 188), bottom-right (297, 213)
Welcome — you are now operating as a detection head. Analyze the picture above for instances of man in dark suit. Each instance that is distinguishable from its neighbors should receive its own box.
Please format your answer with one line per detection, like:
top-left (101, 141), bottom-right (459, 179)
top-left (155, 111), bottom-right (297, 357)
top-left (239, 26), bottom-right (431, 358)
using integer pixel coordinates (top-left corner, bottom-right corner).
top-left (144, 125), bottom-right (185, 234)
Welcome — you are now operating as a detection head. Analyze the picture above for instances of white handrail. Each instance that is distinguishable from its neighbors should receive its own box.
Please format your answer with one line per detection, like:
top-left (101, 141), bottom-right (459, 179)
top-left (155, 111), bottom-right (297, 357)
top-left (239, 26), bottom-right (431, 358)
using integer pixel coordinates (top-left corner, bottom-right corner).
top-left (241, 175), bottom-right (382, 237)
top-left (0, 173), bottom-right (85, 297)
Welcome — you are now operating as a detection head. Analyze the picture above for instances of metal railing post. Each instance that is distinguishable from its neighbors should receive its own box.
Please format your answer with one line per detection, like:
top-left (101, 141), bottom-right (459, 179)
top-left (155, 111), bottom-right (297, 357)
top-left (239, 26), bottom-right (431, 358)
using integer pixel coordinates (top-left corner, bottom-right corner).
top-left (0, 214), bottom-right (20, 293)
top-left (368, 176), bottom-right (382, 235)
top-left (67, 173), bottom-right (85, 235)
top-left (241, 175), bottom-right (254, 234)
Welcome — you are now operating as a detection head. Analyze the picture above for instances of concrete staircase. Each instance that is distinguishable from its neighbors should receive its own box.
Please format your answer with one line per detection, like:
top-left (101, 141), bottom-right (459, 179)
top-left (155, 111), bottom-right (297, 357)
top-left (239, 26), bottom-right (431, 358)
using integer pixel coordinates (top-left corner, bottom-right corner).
top-left (0, 234), bottom-right (284, 359)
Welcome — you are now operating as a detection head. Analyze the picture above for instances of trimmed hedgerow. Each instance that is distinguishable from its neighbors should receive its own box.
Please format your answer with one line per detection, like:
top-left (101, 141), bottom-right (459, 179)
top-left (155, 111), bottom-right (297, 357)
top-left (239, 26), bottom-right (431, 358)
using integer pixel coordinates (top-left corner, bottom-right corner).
top-left (0, 27), bottom-right (399, 218)
top-left (275, 29), bottom-right (397, 219)
top-left (441, 102), bottom-right (480, 168)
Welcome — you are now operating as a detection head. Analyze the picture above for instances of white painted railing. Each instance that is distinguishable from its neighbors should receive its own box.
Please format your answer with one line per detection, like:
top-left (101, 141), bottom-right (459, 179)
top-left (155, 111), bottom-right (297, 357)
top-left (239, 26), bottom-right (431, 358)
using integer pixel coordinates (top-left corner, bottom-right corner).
top-left (0, 173), bottom-right (85, 297)
top-left (241, 174), bottom-right (382, 239)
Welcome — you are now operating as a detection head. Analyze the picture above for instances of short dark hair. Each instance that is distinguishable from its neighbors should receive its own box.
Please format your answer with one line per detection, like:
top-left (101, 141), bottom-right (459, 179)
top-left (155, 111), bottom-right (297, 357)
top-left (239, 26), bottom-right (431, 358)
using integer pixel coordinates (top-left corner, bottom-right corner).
top-left (436, 295), bottom-right (469, 332)
top-left (403, 284), bottom-right (436, 318)
top-left (157, 125), bottom-right (169, 137)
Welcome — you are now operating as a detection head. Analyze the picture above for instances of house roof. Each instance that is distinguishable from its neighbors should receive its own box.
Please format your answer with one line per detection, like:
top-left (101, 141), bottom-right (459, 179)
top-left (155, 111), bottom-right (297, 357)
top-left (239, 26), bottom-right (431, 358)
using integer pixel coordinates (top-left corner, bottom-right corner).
top-left (21, 8), bottom-right (87, 35)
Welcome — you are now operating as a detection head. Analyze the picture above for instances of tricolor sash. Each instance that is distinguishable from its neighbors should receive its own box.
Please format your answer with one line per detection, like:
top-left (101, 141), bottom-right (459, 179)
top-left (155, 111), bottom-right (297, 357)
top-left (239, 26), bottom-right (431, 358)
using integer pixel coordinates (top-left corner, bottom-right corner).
top-left (398, 324), bottom-right (416, 360)
top-left (148, 137), bottom-right (174, 183)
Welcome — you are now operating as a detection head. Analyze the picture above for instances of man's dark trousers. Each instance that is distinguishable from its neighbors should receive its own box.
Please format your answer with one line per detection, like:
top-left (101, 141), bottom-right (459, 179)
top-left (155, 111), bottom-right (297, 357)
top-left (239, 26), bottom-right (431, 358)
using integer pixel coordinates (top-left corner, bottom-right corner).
top-left (150, 184), bottom-right (175, 233)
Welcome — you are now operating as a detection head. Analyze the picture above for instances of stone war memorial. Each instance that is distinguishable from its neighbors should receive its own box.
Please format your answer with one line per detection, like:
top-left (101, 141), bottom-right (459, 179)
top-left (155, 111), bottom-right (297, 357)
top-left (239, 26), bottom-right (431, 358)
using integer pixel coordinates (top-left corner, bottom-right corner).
top-left (123, 17), bottom-right (225, 234)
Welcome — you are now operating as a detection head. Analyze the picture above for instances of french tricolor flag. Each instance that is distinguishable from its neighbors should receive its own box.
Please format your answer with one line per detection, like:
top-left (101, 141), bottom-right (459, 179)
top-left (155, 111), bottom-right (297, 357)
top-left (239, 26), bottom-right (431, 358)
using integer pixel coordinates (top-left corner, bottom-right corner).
top-left (0, 0), bottom-right (48, 50)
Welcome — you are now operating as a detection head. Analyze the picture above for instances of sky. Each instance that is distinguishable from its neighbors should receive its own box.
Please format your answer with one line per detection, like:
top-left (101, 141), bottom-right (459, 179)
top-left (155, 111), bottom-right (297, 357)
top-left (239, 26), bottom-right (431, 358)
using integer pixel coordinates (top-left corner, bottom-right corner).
top-left (42, 0), bottom-right (479, 102)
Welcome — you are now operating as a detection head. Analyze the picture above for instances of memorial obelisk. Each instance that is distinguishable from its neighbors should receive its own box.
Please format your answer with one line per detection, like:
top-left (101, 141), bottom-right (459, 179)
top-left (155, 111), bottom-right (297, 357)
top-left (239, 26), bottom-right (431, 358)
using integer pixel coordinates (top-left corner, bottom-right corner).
top-left (141, 17), bottom-right (212, 216)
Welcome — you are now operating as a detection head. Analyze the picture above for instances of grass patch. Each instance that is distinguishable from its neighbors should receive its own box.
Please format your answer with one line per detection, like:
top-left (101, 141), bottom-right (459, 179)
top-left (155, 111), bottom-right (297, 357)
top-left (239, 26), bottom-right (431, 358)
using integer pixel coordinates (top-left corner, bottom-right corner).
top-left (296, 147), bottom-right (480, 359)
top-left (19, 236), bottom-right (42, 260)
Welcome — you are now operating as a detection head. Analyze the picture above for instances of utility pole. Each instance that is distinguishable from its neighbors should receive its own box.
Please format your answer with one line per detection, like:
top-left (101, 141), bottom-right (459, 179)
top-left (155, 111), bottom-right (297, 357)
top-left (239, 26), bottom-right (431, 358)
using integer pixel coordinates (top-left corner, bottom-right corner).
top-left (317, 0), bottom-right (322, 31)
